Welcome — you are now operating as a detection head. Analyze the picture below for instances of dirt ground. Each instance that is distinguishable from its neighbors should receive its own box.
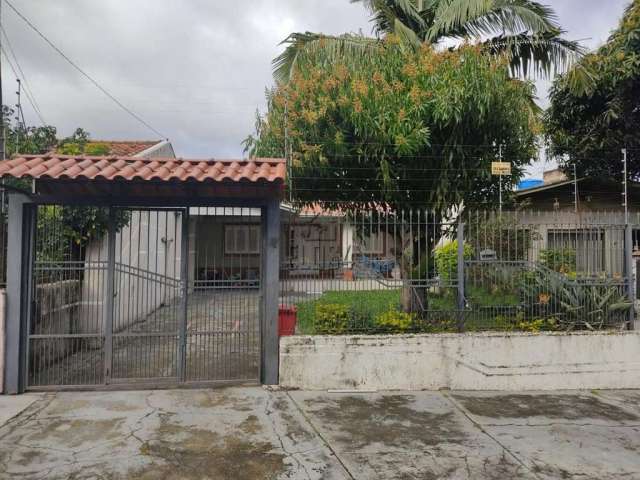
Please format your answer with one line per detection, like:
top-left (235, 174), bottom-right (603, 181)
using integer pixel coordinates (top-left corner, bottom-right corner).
top-left (0, 388), bottom-right (639, 479)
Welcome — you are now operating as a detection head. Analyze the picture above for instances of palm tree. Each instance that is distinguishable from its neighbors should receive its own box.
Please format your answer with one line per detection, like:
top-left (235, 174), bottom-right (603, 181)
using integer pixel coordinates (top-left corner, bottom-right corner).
top-left (273, 0), bottom-right (583, 83)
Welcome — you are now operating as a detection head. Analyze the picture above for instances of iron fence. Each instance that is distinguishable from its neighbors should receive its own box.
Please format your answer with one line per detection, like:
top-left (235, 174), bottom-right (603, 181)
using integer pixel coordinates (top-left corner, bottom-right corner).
top-left (24, 204), bottom-right (263, 389)
top-left (280, 208), bottom-right (635, 335)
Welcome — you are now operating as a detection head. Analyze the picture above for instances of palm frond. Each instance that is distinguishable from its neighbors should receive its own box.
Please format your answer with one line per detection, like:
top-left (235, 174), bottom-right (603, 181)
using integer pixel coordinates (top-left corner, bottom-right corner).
top-left (563, 62), bottom-right (598, 97)
top-left (457, 1), bottom-right (559, 38)
top-left (482, 32), bottom-right (585, 77)
top-left (352, 0), bottom-right (428, 37)
top-left (427, 0), bottom-right (495, 41)
top-left (429, 0), bottom-right (560, 41)
top-left (272, 32), bottom-right (379, 84)
top-left (393, 17), bottom-right (423, 46)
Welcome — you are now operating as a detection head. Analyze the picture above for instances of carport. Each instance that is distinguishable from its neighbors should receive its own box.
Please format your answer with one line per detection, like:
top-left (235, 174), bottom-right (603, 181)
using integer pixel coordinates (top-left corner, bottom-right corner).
top-left (1, 154), bottom-right (284, 393)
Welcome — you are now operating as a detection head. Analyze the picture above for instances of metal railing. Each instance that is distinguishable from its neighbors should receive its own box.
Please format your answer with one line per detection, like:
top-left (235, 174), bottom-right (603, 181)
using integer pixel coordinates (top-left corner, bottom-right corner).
top-left (280, 208), bottom-right (635, 335)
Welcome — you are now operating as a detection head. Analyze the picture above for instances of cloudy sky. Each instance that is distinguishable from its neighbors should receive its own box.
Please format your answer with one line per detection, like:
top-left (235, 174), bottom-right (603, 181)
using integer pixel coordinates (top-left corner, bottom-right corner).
top-left (1, 0), bottom-right (631, 175)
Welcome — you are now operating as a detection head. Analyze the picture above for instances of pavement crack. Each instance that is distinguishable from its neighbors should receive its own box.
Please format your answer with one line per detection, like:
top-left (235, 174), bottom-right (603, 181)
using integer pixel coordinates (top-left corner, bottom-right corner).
top-left (264, 394), bottom-right (312, 480)
top-left (0, 394), bottom-right (56, 442)
top-left (286, 391), bottom-right (356, 480)
top-left (441, 391), bottom-right (542, 480)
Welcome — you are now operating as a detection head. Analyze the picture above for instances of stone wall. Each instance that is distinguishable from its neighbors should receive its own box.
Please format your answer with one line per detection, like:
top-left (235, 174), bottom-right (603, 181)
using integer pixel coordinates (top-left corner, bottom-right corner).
top-left (280, 331), bottom-right (640, 391)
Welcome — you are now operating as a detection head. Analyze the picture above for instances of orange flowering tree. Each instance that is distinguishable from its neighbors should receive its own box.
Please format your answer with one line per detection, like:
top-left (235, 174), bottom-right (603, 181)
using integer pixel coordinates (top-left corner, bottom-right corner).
top-left (246, 40), bottom-right (539, 211)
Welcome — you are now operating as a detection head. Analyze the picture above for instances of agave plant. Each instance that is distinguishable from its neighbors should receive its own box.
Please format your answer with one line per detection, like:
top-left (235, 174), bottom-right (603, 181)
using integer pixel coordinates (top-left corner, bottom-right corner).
top-left (274, 0), bottom-right (583, 83)
top-left (559, 283), bottom-right (632, 331)
top-left (520, 266), bottom-right (632, 330)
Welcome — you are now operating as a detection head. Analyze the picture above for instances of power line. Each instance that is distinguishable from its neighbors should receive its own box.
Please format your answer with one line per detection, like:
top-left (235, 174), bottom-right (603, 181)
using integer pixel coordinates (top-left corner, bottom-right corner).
top-left (0, 45), bottom-right (46, 126)
top-left (4, 0), bottom-right (166, 139)
top-left (0, 25), bottom-right (45, 124)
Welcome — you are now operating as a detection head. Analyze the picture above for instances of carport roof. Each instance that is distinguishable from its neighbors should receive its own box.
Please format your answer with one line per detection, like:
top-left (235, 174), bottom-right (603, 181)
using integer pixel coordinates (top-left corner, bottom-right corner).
top-left (0, 155), bottom-right (286, 202)
top-left (0, 154), bottom-right (286, 183)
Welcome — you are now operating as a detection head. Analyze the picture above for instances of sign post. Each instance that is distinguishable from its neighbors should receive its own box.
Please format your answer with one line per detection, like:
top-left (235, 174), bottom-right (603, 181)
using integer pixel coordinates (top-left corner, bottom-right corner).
top-left (491, 161), bottom-right (511, 214)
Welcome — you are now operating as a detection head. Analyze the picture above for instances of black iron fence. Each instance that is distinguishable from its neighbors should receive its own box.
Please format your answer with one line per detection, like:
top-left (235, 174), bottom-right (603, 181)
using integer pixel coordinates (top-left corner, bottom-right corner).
top-left (280, 208), bottom-right (635, 335)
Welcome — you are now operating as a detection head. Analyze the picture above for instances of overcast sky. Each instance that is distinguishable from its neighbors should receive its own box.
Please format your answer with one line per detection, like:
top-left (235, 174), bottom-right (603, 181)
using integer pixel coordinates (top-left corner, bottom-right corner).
top-left (1, 0), bottom-right (631, 176)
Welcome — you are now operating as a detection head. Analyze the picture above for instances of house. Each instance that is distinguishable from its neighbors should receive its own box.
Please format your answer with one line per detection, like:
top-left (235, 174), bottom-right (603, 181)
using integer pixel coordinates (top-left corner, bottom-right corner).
top-left (512, 168), bottom-right (640, 277)
top-left (280, 204), bottom-right (399, 279)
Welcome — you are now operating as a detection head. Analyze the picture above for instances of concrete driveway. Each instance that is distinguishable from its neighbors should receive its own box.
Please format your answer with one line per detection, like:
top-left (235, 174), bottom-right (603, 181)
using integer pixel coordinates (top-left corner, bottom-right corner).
top-left (0, 388), bottom-right (638, 479)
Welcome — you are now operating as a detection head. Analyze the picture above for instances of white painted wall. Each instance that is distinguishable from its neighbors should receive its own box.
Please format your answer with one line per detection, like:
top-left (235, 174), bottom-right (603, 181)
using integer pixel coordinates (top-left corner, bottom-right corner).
top-left (280, 332), bottom-right (640, 391)
top-left (78, 142), bottom-right (180, 333)
top-left (80, 211), bottom-right (182, 333)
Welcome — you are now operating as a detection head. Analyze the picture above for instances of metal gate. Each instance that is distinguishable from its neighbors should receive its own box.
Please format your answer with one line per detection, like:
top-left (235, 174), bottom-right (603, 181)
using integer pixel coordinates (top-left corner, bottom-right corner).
top-left (25, 205), bottom-right (262, 390)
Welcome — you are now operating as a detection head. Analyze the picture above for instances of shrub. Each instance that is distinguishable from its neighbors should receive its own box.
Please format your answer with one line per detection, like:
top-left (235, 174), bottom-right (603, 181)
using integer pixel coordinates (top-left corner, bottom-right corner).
top-left (540, 248), bottom-right (576, 274)
top-left (375, 310), bottom-right (414, 333)
top-left (314, 303), bottom-right (350, 334)
top-left (464, 215), bottom-right (540, 261)
top-left (434, 240), bottom-right (473, 282)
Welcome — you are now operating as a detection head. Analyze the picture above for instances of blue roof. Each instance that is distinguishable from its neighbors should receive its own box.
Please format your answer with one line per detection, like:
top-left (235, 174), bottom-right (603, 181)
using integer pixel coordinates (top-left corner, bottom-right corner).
top-left (518, 179), bottom-right (544, 190)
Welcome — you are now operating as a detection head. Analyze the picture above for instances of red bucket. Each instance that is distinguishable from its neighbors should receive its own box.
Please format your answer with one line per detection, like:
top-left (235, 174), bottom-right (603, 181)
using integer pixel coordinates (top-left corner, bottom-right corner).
top-left (278, 305), bottom-right (297, 336)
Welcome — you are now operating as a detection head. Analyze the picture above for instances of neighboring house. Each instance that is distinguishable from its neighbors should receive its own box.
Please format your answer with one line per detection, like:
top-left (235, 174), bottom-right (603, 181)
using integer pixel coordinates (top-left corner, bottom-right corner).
top-left (513, 169), bottom-right (640, 277)
top-left (280, 204), bottom-right (397, 279)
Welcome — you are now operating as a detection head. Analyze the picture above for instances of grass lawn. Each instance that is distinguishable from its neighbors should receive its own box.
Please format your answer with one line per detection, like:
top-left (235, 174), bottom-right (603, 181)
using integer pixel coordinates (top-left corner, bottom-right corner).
top-left (295, 285), bottom-right (523, 334)
top-left (296, 289), bottom-right (401, 334)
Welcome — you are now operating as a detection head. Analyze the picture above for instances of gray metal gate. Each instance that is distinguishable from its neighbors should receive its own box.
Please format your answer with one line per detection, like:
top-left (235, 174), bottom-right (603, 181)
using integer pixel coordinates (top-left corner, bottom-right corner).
top-left (25, 205), bottom-right (262, 390)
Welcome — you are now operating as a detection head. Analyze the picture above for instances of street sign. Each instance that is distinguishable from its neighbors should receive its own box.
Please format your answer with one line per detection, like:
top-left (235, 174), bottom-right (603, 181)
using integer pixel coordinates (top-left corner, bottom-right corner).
top-left (491, 162), bottom-right (511, 175)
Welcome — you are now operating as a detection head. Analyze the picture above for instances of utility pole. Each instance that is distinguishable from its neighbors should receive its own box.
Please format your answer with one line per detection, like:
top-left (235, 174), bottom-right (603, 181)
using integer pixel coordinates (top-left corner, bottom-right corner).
top-left (498, 144), bottom-right (503, 215)
top-left (622, 147), bottom-right (635, 329)
top-left (573, 162), bottom-right (579, 214)
top-left (284, 95), bottom-right (293, 203)
top-left (14, 78), bottom-right (21, 152)
top-left (622, 148), bottom-right (629, 225)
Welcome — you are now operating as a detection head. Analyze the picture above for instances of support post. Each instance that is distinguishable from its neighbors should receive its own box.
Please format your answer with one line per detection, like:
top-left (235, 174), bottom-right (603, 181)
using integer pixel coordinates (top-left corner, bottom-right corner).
top-left (625, 224), bottom-right (636, 330)
top-left (4, 193), bottom-right (32, 394)
top-left (103, 207), bottom-right (116, 384)
top-left (261, 199), bottom-right (280, 385)
top-left (457, 218), bottom-right (465, 332)
top-left (178, 208), bottom-right (189, 381)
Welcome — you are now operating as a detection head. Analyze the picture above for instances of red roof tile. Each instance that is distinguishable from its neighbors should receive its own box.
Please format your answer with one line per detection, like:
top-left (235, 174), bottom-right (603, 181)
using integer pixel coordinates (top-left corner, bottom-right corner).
top-left (0, 155), bottom-right (286, 184)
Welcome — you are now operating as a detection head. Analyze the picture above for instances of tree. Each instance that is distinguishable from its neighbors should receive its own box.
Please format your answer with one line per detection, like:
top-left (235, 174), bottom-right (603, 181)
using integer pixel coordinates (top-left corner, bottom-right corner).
top-left (0, 110), bottom-right (124, 261)
top-left (2, 106), bottom-right (57, 157)
top-left (248, 41), bottom-right (539, 310)
top-left (545, 0), bottom-right (640, 179)
top-left (250, 40), bottom-right (538, 209)
top-left (273, 0), bottom-right (582, 83)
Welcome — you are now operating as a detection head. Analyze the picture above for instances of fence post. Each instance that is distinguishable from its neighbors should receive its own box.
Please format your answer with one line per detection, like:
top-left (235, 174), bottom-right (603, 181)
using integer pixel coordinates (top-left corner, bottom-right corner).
top-left (624, 224), bottom-right (636, 329)
top-left (261, 198), bottom-right (280, 385)
top-left (178, 208), bottom-right (189, 382)
top-left (4, 193), bottom-right (33, 394)
top-left (103, 207), bottom-right (116, 384)
top-left (457, 217), bottom-right (465, 332)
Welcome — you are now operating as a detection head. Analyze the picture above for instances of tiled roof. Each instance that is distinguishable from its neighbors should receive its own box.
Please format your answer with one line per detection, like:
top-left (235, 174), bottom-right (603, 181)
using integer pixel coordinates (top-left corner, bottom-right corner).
top-left (85, 140), bottom-right (159, 156)
top-left (0, 155), bottom-right (286, 184)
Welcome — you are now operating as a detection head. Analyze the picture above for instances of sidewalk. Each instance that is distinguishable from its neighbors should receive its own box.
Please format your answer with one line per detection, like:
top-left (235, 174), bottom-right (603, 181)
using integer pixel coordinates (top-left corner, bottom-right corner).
top-left (0, 387), bottom-right (638, 479)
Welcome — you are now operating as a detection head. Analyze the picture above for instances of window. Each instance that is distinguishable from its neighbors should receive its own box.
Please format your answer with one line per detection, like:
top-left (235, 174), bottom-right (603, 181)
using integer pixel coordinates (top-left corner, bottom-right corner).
top-left (224, 225), bottom-right (260, 254)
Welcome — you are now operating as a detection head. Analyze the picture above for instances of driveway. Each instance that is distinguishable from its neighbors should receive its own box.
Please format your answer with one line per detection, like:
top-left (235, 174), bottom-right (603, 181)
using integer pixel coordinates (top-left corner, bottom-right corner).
top-left (0, 388), bottom-right (638, 479)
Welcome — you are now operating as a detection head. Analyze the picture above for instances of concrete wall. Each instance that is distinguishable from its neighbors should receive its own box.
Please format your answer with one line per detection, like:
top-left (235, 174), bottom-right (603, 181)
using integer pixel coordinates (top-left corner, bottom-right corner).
top-left (280, 332), bottom-right (640, 391)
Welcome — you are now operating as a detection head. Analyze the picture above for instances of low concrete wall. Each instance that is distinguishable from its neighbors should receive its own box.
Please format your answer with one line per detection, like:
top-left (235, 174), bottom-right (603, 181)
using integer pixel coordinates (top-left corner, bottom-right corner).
top-left (280, 331), bottom-right (640, 391)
